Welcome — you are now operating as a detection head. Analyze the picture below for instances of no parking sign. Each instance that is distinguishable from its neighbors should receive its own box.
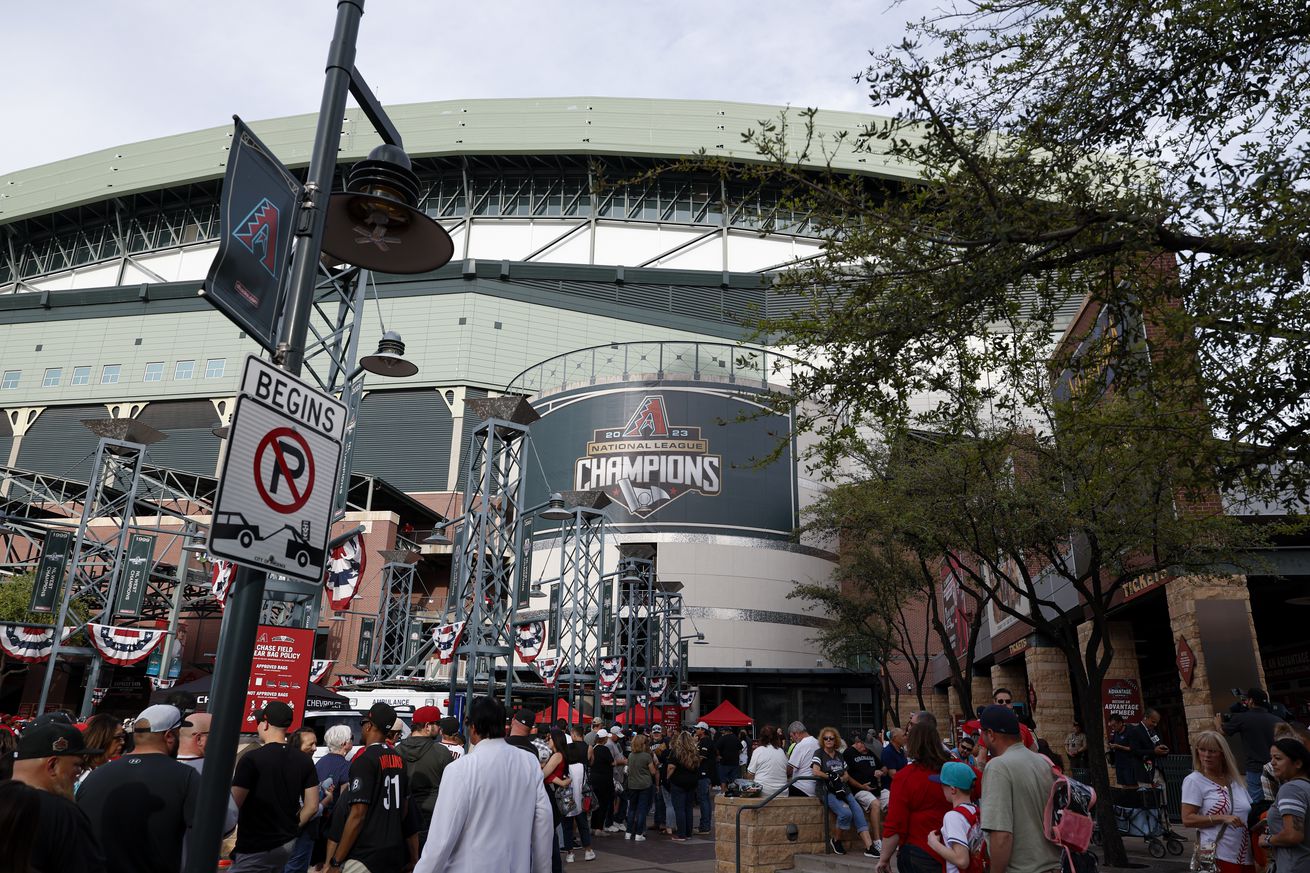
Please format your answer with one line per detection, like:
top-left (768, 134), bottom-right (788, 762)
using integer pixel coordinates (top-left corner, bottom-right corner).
top-left (207, 356), bottom-right (347, 582)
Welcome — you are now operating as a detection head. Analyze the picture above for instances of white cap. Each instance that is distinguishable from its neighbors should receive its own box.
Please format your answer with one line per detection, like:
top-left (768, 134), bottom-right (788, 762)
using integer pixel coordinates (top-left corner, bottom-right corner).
top-left (695, 721), bottom-right (710, 730)
top-left (611, 727), bottom-right (624, 737)
top-left (134, 704), bottom-right (190, 733)
top-left (651, 724), bottom-right (663, 732)
top-left (595, 728), bottom-right (610, 738)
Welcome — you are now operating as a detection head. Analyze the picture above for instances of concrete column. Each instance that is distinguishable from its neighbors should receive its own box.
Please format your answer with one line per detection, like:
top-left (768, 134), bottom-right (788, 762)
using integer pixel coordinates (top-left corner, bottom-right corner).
top-left (209, 398), bottom-right (236, 478)
top-left (970, 671), bottom-right (993, 715)
top-left (990, 659), bottom-right (1027, 704)
top-left (4, 406), bottom-right (45, 468)
top-left (440, 387), bottom-right (468, 491)
top-left (1027, 645), bottom-right (1076, 750)
top-left (1165, 573), bottom-right (1261, 739)
top-left (929, 686), bottom-right (951, 730)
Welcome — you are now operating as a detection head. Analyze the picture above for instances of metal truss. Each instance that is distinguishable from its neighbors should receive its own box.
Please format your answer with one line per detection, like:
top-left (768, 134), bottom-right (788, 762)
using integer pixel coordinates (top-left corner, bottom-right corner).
top-left (541, 500), bottom-right (612, 717)
top-left (370, 550), bottom-right (419, 678)
top-left (449, 397), bottom-right (537, 707)
top-left (615, 558), bottom-right (656, 717)
top-left (654, 589), bottom-right (687, 703)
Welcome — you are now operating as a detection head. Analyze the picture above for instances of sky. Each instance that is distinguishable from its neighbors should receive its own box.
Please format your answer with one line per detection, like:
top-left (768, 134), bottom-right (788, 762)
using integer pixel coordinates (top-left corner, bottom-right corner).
top-left (0, 0), bottom-right (939, 176)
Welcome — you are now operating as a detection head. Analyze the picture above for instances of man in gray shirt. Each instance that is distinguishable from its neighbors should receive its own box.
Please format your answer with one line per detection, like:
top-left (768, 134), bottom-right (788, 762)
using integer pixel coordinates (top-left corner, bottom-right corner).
top-left (978, 705), bottom-right (1061, 873)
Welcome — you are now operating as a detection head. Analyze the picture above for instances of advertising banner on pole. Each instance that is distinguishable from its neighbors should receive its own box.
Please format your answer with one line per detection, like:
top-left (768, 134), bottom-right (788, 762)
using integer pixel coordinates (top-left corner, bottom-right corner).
top-left (355, 617), bottom-right (376, 670)
top-left (113, 533), bottom-right (157, 618)
top-left (242, 625), bottom-right (315, 731)
top-left (517, 518), bottom-right (534, 608)
top-left (29, 529), bottom-right (73, 614)
top-left (201, 117), bottom-right (301, 352)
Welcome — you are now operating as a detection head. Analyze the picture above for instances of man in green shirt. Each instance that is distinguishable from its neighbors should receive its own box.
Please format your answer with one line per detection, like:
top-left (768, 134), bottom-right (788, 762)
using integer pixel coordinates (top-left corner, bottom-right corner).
top-left (979, 705), bottom-right (1061, 873)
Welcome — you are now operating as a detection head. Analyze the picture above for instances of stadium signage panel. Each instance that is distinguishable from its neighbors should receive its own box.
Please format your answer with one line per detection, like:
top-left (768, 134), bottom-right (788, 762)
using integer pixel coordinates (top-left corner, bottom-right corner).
top-left (113, 533), bottom-right (157, 618)
top-left (202, 117), bottom-right (302, 353)
top-left (29, 529), bottom-right (74, 614)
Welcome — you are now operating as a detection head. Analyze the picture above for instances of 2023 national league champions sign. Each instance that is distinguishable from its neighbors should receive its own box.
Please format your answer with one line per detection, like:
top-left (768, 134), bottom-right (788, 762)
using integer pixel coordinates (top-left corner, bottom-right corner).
top-left (528, 383), bottom-right (798, 538)
top-left (207, 356), bottom-right (346, 583)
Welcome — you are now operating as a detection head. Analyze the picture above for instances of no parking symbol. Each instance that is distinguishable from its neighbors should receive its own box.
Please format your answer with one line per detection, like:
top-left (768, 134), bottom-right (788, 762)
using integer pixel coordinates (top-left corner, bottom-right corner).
top-left (254, 427), bottom-right (315, 514)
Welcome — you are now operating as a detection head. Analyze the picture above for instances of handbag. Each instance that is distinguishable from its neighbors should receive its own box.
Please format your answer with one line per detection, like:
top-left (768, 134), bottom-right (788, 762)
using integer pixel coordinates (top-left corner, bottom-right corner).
top-left (555, 783), bottom-right (581, 818)
top-left (1190, 821), bottom-right (1229, 873)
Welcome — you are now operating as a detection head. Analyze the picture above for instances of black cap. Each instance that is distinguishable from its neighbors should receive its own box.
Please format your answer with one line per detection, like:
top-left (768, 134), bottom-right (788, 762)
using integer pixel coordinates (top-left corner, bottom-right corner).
top-left (367, 702), bottom-right (398, 732)
top-left (438, 716), bottom-right (460, 735)
top-left (257, 701), bottom-right (294, 729)
top-left (979, 704), bottom-right (1021, 736)
top-left (1248, 687), bottom-right (1269, 705)
top-left (512, 708), bottom-right (535, 727)
top-left (15, 722), bottom-right (103, 760)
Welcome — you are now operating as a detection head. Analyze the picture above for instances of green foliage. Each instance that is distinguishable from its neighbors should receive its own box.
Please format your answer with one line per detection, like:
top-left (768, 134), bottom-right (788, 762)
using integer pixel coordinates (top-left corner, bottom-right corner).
top-left (0, 573), bottom-right (50, 625)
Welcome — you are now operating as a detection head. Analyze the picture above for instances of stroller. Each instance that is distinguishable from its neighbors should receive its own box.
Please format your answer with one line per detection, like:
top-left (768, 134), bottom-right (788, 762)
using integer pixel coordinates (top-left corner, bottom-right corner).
top-left (1107, 786), bottom-right (1185, 858)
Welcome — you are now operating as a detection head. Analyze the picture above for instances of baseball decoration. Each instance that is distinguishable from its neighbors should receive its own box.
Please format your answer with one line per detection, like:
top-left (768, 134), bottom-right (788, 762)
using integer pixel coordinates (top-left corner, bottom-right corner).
top-left (325, 533), bottom-right (367, 611)
top-left (309, 659), bottom-right (334, 684)
top-left (0, 624), bottom-right (74, 663)
top-left (210, 559), bottom-right (236, 606)
top-left (677, 688), bottom-right (698, 709)
top-left (87, 623), bottom-right (167, 666)
top-left (514, 622), bottom-right (546, 663)
top-left (598, 657), bottom-right (624, 693)
top-left (646, 676), bottom-right (669, 699)
top-left (535, 656), bottom-right (561, 687)
top-left (433, 621), bottom-right (466, 664)
top-left (149, 677), bottom-right (176, 691)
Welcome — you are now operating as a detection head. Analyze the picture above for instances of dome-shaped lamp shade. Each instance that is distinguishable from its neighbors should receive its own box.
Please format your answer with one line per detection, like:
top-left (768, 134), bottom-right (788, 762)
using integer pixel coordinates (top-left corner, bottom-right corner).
top-left (321, 145), bottom-right (454, 274)
top-left (360, 330), bottom-right (418, 378)
top-left (538, 493), bottom-right (572, 521)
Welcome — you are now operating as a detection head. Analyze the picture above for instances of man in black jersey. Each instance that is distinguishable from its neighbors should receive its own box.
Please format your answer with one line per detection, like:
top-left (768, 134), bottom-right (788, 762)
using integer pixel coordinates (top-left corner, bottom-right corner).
top-left (230, 701), bottom-right (319, 872)
top-left (12, 720), bottom-right (107, 873)
top-left (327, 702), bottom-right (418, 873)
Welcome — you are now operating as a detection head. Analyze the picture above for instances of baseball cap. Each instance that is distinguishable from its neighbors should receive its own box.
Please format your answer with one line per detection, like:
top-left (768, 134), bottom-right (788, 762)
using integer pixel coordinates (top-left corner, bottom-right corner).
top-left (695, 721), bottom-right (709, 730)
top-left (134, 704), bottom-right (193, 733)
top-left (413, 706), bottom-right (442, 726)
top-left (610, 727), bottom-right (624, 738)
top-left (366, 702), bottom-right (398, 732)
top-left (255, 701), bottom-right (294, 729)
top-left (591, 717), bottom-right (603, 727)
top-left (930, 761), bottom-right (978, 791)
top-left (978, 704), bottom-right (1021, 736)
top-left (512, 708), bottom-right (536, 727)
top-left (15, 721), bottom-right (103, 759)
top-left (438, 716), bottom-right (460, 735)
top-left (651, 724), bottom-right (663, 733)
top-left (595, 728), bottom-right (610, 738)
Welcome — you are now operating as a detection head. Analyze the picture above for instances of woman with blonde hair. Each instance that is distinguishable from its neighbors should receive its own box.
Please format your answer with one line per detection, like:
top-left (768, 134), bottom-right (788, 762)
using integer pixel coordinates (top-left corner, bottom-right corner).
top-left (665, 732), bottom-right (701, 841)
top-left (810, 726), bottom-right (877, 857)
top-left (1181, 730), bottom-right (1254, 873)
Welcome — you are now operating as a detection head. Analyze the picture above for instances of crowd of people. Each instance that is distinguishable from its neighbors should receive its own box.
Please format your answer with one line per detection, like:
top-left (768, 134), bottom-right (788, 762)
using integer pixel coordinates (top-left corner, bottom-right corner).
top-left (3, 682), bottom-right (1310, 872)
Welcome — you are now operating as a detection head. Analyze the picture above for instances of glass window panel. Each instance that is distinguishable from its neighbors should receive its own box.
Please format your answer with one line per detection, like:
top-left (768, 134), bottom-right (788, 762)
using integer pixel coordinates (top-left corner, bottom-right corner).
top-left (101, 365), bottom-right (121, 385)
top-left (205, 358), bottom-right (225, 379)
top-left (71, 366), bottom-right (91, 386)
top-left (174, 360), bottom-right (195, 380)
top-left (143, 362), bottom-right (164, 382)
top-left (42, 368), bottom-right (62, 387)
top-left (1, 370), bottom-right (19, 390)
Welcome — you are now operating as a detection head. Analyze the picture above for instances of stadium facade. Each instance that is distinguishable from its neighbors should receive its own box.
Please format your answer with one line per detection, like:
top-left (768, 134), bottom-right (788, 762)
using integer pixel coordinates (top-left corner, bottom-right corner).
top-left (0, 98), bottom-right (898, 728)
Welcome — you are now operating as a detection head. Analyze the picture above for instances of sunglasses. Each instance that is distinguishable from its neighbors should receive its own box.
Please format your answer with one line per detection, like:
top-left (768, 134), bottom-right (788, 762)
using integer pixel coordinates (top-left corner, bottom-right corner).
top-left (822, 736), bottom-right (838, 742)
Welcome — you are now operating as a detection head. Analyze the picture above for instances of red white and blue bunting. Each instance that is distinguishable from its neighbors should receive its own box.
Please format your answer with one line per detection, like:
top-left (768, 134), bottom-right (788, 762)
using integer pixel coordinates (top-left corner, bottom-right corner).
top-left (677, 689), bottom-right (698, 710)
top-left (325, 533), bottom-right (367, 611)
top-left (513, 622), bottom-right (545, 663)
top-left (87, 623), bottom-right (167, 666)
top-left (149, 677), bottom-right (176, 691)
top-left (645, 676), bottom-right (669, 699)
top-left (433, 621), bottom-right (466, 664)
top-left (309, 659), bottom-right (334, 684)
top-left (637, 693), bottom-right (649, 707)
top-left (598, 657), bottom-right (624, 693)
top-left (210, 559), bottom-right (236, 606)
top-left (535, 656), bottom-right (560, 687)
top-left (600, 692), bottom-right (615, 707)
top-left (0, 624), bottom-right (74, 663)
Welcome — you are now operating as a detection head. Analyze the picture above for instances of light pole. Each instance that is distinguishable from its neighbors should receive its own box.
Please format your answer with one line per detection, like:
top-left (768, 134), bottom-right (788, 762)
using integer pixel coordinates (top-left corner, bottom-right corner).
top-left (184, 3), bottom-right (451, 871)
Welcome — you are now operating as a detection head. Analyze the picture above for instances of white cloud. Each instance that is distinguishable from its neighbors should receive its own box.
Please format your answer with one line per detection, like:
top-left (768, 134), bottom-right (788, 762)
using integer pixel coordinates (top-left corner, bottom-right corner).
top-left (1, 0), bottom-right (937, 175)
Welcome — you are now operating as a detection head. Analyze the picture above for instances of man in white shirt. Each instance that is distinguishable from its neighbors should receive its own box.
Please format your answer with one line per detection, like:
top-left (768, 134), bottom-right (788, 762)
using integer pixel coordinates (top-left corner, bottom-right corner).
top-left (786, 721), bottom-right (820, 797)
top-left (415, 696), bottom-right (553, 873)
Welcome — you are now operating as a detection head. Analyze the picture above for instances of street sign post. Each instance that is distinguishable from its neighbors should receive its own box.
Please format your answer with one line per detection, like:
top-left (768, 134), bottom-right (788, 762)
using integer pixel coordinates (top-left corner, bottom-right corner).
top-left (207, 356), bottom-right (346, 583)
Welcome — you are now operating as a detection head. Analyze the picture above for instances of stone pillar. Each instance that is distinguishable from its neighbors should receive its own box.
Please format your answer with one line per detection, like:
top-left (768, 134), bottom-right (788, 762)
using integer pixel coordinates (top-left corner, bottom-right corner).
top-left (1027, 644), bottom-right (1076, 750)
top-left (929, 686), bottom-right (951, 730)
top-left (971, 671), bottom-right (993, 716)
top-left (990, 659), bottom-right (1027, 703)
top-left (715, 796), bottom-right (825, 873)
top-left (1166, 573), bottom-right (1261, 739)
top-left (1080, 620), bottom-right (1142, 786)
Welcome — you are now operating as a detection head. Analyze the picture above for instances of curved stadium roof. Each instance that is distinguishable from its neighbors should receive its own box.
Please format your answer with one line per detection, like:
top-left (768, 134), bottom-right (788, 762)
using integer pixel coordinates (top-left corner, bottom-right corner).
top-left (0, 97), bottom-right (913, 225)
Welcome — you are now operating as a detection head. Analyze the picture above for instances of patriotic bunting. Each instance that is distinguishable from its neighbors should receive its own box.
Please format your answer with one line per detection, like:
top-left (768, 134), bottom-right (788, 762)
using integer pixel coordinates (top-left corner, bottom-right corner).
top-left (433, 621), bottom-right (466, 664)
top-left (87, 623), bottom-right (167, 666)
top-left (600, 692), bottom-right (614, 707)
top-left (149, 677), bottom-right (176, 691)
top-left (210, 559), bottom-right (236, 606)
top-left (0, 624), bottom-right (74, 663)
top-left (677, 688), bottom-right (698, 709)
top-left (637, 693), bottom-right (649, 707)
top-left (326, 533), bottom-right (367, 611)
top-left (309, 659), bottom-right (334, 684)
top-left (513, 622), bottom-right (545, 663)
top-left (598, 657), bottom-right (624, 693)
top-left (646, 676), bottom-right (669, 699)
top-left (91, 687), bottom-right (108, 707)
top-left (535, 657), bottom-right (560, 687)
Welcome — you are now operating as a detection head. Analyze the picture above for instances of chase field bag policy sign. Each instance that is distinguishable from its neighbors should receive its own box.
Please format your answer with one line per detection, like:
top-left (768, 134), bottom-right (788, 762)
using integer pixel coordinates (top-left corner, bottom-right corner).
top-left (207, 355), bottom-right (346, 583)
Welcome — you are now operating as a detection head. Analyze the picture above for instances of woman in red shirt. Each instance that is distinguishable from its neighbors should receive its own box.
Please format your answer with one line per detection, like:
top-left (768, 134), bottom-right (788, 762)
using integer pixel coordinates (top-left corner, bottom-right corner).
top-left (876, 721), bottom-right (953, 873)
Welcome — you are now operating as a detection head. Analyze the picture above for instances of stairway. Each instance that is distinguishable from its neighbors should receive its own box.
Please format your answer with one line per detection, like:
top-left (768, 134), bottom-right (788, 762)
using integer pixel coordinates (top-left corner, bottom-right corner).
top-left (786, 852), bottom-right (880, 871)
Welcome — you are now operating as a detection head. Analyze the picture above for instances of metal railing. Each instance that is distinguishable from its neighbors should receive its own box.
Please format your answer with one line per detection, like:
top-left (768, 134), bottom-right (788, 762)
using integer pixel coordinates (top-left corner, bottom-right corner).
top-left (734, 774), bottom-right (829, 873)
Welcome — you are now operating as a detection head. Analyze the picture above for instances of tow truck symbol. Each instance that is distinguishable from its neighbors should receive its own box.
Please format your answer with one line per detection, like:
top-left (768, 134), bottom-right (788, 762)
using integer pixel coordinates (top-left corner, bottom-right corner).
top-left (280, 521), bottom-right (324, 569)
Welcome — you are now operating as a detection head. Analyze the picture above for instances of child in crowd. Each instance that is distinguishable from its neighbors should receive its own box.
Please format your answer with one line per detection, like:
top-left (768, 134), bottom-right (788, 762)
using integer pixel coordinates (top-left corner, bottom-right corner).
top-left (926, 762), bottom-right (984, 873)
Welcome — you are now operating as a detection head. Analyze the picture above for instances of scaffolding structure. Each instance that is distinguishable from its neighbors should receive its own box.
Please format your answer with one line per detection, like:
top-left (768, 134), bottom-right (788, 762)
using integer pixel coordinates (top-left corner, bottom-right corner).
top-left (616, 558), bottom-right (656, 720)
top-left (544, 493), bottom-right (612, 717)
top-left (371, 549), bottom-right (420, 678)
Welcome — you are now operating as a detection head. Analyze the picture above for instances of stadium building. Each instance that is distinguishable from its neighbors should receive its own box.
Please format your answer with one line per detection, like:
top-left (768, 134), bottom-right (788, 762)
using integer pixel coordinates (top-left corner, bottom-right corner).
top-left (0, 98), bottom-right (902, 727)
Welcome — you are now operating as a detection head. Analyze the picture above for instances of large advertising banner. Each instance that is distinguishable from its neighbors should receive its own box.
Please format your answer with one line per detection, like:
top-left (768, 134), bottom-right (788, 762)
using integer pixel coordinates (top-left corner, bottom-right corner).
top-left (528, 383), bottom-right (798, 539)
top-left (29, 529), bottom-right (74, 614)
top-left (113, 533), bottom-right (157, 618)
top-left (242, 625), bottom-right (315, 731)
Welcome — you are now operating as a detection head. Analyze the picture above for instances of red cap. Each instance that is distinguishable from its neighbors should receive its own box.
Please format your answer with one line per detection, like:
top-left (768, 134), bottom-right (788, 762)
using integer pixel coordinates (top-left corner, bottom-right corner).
top-left (413, 705), bottom-right (442, 726)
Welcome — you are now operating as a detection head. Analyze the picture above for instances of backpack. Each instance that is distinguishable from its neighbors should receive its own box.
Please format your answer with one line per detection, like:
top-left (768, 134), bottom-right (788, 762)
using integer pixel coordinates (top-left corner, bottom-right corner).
top-left (953, 803), bottom-right (990, 873)
top-left (1041, 765), bottom-right (1099, 873)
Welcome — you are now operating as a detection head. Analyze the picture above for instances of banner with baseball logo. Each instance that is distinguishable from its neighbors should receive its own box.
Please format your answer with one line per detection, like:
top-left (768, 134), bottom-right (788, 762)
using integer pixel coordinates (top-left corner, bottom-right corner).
top-left (534, 656), bottom-right (560, 687)
top-left (677, 688), bottom-right (698, 709)
top-left (309, 659), bottom-right (334, 684)
top-left (598, 657), bottom-right (624, 693)
top-left (600, 692), bottom-right (614, 707)
top-left (87, 623), bottom-right (168, 666)
top-left (513, 622), bottom-right (546, 663)
top-left (433, 621), bottom-right (466, 664)
top-left (0, 624), bottom-right (74, 663)
top-left (326, 532), bottom-right (367, 611)
top-left (646, 676), bottom-right (669, 699)
top-left (210, 558), bottom-right (236, 606)
top-left (149, 677), bottom-right (176, 691)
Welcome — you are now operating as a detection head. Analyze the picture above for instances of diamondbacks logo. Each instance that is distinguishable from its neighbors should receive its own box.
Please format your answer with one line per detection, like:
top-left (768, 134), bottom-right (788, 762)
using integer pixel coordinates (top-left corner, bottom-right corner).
top-left (574, 395), bottom-right (721, 517)
top-left (233, 197), bottom-right (281, 277)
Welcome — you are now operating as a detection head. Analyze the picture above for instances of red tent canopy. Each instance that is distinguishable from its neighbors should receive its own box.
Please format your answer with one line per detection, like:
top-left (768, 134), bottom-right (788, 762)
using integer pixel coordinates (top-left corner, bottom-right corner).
top-left (614, 705), bottom-right (669, 725)
top-left (536, 699), bottom-right (584, 725)
top-left (701, 700), bottom-right (752, 726)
